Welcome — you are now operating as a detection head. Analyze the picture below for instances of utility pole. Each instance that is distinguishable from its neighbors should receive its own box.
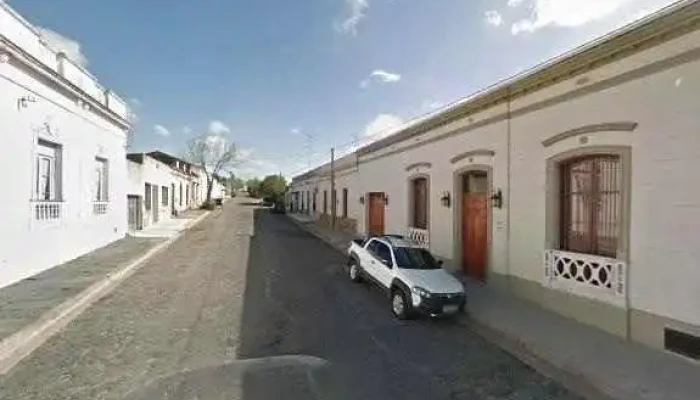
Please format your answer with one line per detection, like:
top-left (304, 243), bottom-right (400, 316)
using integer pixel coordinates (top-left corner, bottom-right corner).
top-left (330, 147), bottom-right (336, 230)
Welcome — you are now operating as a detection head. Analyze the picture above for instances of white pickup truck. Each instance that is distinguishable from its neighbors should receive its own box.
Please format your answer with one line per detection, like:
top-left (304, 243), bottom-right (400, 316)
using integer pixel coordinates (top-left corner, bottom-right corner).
top-left (346, 235), bottom-right (466, 319)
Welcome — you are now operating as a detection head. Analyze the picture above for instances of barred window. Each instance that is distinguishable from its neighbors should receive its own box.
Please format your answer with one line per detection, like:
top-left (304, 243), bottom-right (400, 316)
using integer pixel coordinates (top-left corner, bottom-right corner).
top-left (559, 155), bottom-right (621, 258)
top-left (411, 177), bottom-right (428, 230)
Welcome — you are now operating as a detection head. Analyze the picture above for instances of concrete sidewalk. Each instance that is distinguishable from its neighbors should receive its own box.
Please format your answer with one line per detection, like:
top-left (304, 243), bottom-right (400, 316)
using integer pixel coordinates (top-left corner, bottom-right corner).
top-left (286, 213), bottom-right (700, 400)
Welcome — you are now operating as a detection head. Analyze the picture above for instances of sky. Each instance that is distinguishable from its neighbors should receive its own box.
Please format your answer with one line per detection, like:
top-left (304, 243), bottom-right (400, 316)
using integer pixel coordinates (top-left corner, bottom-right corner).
top-left (8, 0), bottom-right (677, 179)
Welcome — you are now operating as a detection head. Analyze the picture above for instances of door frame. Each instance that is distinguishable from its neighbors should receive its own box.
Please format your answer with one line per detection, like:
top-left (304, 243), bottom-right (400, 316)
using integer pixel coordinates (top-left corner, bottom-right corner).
top-left (365, 191), bottom-right (386, 236)
top-left (452, 165), bottom-right (493, 280)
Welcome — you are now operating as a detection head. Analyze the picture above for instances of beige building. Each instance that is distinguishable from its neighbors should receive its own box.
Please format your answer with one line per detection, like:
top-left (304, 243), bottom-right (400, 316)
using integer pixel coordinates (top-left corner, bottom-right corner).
top-left (289, 1), bottom-right (700, 360)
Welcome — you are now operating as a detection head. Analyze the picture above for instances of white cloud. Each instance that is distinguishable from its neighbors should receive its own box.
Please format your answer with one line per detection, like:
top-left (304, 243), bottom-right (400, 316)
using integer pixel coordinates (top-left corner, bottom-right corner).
top-left (291, 128), bottom-right (302, 135)
top-left (128, 98), bottom-right (143, 107)
top-left (208, 120), bottom-right (231, 135)
top-left (360, 69), bottom-right (401, 88)
top-left (363, 113), bottom-right (404, 139)
top-left (153, 124), bottom-right (171, 137)
top-left (485, 10), bottom-right (504, 26)
top-left (36, 27), bottom-right (88, 67)
top-left (183, 126), bottom-right (193, 135)
top-left (335, 0), bottom-right (369, 35)
top-left (510, 0), bottom-right (635, 35)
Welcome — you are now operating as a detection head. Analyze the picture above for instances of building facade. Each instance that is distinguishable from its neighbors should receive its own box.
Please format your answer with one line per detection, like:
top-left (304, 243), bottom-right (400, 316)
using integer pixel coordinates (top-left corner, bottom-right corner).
top-left (0, 3), bottom-right (131, 288)
top-left (290, 2), bottom-right (700, 358)
top-left (126, 153), bottom-right (176, 231)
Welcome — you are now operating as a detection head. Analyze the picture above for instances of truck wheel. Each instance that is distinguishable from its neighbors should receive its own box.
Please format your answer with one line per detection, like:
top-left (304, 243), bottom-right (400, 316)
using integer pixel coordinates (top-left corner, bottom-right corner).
top-left (348, 261), bottom-right (362, 283)
top-left (391, 289), bottom-right (413, 320)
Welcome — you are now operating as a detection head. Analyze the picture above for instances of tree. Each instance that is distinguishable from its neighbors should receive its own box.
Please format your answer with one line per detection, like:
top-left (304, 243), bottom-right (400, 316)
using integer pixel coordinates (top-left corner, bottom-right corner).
top-left (186, 134), bottom-right (237, 203)
top-left (246, 178), bottom-right (262, 198)
top-left (259, 175), bottom-right (287, 202)
top-left (229, 175), bottom-right (245, 191)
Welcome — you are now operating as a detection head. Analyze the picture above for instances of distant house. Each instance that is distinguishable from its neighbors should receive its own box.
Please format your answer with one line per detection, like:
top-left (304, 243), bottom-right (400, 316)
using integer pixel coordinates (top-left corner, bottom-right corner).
top-left (146, 151), bottom-right (205, 213)
top-left (126, 153), bottom-right (175, 231)
top-left (0, 3), bottom-right (132, 288)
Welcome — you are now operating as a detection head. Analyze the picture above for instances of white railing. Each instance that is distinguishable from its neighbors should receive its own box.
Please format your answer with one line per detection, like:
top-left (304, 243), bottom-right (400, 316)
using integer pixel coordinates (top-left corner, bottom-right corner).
top-left (93, 202), bottom-right (108, 215)
top-left (407, 227), bottom-right (430, 249)
top-left (32, 201), bottom-right (63, 221)
top-left (544, 249), bottom-right (627, 308)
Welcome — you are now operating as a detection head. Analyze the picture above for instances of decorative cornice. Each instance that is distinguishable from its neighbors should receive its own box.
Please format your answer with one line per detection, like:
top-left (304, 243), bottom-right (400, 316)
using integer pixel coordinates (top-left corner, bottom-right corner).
top-left (450, 149), bottom-right (495, 164)
top-left (405, 162), bottom-right (432, 172)
top-left (0, 39), bottom-right (130, 130)
top-left (542, 122), bottom-right (638, 147)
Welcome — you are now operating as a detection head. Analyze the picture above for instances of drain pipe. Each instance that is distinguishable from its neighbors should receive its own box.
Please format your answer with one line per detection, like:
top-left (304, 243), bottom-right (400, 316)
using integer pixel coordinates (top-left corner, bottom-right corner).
top-left (506, 88), bottom-right (513, 293)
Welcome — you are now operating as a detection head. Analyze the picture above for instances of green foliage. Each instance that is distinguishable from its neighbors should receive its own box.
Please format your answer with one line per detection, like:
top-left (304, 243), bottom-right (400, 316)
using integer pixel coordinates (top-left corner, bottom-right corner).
top-left (230, 177), bottom-right (245, 191)
top-left (259, 175), bottom-right (287, 201)
top-left (246, 178), bottom-right (263, 198)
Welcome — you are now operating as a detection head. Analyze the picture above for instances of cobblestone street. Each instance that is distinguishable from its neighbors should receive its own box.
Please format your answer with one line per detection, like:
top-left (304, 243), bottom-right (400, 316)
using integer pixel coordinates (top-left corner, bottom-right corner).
top-left (0, 199), bottom-right (579, 399)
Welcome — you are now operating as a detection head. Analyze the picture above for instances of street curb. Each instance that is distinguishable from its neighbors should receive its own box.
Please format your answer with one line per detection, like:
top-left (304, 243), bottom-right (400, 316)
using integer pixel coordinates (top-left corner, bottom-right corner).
top-left (286, 215), bottom-right (613, 400)
top-left (0, 211), bottom-right (211, 375)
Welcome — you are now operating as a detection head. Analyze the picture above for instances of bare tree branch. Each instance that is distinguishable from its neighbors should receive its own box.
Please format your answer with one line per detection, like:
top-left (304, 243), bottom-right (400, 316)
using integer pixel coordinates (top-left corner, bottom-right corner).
top-left (185, 133), bottom-right (238, 203)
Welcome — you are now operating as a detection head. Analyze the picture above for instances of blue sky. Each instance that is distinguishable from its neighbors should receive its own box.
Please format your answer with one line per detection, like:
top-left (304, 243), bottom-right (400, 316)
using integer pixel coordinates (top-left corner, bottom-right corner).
top-left (9, 0), bottom-right (675, 179)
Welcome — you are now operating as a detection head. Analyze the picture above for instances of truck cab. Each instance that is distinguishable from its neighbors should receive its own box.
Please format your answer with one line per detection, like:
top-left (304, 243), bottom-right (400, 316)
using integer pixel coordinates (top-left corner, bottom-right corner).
top-left (347, 236), bottom-right (466, 319)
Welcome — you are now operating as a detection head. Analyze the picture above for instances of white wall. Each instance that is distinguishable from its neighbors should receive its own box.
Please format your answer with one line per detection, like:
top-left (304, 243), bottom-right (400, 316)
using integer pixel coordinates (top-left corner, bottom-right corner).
top-left (127, 156), bottom-right (174, 227)
top-left (291, 27), bottom-right (700, 329)
top-left (507, 29), bottom-right (700, 326)
top-left (0, 60), bottom-right (128, 288)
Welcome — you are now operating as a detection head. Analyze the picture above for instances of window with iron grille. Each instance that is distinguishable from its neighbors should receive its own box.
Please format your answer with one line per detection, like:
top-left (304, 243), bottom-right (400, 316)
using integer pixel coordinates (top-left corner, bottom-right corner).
top-left (162, 186), bottom-right (169, 206)
top-left (559, 155), bottom-right (621, 258)
top-left (411, 177), bottom-right (428, 230)
top-left (323, 190), bottom-right (328, 215)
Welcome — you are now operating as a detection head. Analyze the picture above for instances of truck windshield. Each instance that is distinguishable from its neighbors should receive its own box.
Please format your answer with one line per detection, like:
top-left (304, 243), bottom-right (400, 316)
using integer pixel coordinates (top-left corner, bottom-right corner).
top-left (393, 247), bottom-right (441, 270)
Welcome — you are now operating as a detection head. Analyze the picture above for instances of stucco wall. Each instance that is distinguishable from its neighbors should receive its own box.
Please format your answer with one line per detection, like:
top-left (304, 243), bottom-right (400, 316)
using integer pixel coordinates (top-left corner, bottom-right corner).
top-left (0, 60), bottom-right (128, 289)
top-left (126, 156), bottom-right (174, 227)
top-left (291, 27), bottom-right (700, 331)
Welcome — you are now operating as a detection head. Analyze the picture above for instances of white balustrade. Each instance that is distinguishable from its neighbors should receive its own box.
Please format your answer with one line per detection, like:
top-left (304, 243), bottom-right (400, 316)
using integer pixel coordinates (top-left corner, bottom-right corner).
top-left (32, 201), bottom-right (63, 221)
top-left (407, 227), bottom-right (430, 249)
top-left (93, 202), bottom-right (108, 215)
top-left (544, 249), bottom-right (627, 308)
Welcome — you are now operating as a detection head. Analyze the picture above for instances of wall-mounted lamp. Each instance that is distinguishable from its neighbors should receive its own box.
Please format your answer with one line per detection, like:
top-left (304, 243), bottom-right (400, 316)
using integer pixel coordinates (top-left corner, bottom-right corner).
top-left (359, 196), bottom-right (365, 205)
top-left (440, 191), bottom-right (451, 208)
top-left (17, 96), bottom-right (37, 110)
top-left (384, 194), bottom-right (389, 206)
top-left (491, 189), bottom-right (503, 209)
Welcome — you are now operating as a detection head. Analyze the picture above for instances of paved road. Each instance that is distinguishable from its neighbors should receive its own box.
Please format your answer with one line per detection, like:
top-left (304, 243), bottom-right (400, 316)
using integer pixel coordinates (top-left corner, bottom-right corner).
top-left (0, 199), bottom-right (580, 399)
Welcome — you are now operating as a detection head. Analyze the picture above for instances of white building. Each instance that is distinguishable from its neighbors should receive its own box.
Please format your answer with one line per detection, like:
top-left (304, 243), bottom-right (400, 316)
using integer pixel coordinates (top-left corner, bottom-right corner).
top-left (126, 153), bottom-right (176, 231)
top-left (290, 1), bottom-right (700, 359)
top-left (146, 151), bottom-right (202, 214)
top-left (0, 3), bottom-right (131, 288)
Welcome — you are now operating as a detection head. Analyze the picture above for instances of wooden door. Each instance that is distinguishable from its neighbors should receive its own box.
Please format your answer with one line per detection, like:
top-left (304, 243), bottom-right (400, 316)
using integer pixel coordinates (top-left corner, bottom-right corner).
top-left (461, 172), bottom-right (488, 281)
top-left (368, 193), bottom-right (385, 236)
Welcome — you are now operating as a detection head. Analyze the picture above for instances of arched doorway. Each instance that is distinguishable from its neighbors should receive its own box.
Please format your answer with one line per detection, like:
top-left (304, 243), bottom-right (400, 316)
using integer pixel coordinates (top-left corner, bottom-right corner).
top-left (458, 170), bottom-right (489, 281)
